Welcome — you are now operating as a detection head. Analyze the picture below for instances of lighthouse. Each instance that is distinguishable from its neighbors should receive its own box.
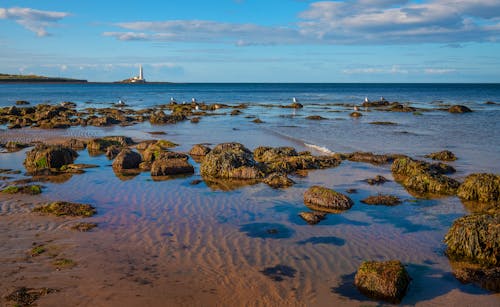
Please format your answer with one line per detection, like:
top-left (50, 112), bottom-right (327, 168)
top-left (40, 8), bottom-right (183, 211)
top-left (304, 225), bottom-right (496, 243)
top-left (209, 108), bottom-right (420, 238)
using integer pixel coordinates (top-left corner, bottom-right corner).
top-left (139, 65), bottom-right (143, 80)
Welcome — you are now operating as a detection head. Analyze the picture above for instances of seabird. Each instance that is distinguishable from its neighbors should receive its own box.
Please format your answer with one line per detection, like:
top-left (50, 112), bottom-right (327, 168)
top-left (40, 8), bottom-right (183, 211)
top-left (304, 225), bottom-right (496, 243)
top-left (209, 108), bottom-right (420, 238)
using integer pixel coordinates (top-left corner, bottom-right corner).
top-left (364, 97), bottom-right (370, 103)
top-left (170, 97), bottom-right (176, 103)
top-left (192, 98), bottom-right (196, 103)
top-left (117, 99), bottom-right (125, 105)
top-left (292, 97), bottom-right (298, 103)
top-left (195, 105), bottom-right (199, 111)
top-left (380, 96), bottom-right (385, 101)
top-left (354, 105), bottom-right (359, 111)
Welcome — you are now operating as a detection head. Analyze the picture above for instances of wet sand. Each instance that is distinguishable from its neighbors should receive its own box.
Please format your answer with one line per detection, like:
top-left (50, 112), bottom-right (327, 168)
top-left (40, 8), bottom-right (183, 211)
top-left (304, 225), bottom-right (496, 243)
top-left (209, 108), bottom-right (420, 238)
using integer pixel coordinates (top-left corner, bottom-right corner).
top-left (1, 122), bottom-right (499, 306)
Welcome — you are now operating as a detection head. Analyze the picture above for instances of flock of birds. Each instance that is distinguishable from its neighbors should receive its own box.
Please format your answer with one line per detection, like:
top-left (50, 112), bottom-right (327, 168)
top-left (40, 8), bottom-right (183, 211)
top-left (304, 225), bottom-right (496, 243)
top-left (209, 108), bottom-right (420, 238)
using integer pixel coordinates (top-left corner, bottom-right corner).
top-left (116, 96), bottom-right (386, 112)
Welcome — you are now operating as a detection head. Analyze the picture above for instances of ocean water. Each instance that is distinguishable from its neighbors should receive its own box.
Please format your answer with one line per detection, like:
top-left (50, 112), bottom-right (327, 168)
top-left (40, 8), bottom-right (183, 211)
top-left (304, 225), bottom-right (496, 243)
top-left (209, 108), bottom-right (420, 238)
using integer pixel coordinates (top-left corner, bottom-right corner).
top-left (1, 83), bottom-right (499, 305)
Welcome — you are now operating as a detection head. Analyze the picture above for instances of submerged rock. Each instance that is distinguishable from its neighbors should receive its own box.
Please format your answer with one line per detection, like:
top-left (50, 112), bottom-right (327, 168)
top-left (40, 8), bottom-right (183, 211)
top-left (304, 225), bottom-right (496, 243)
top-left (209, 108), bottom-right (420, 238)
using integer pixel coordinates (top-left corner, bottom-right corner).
top-left (457, 173), bottom-right (500, 203)
top-left (1, 185), bottom-right (42, 195)
top-left (444, 212), bottom-right (499, 267)
top-left (24, 144), bottom-right (78, 173)
top-left (263, 172), bottom-right (295, 189)
top-left (347, 152), bottom-right (400, 165)
top-left (361, 195), bottom-right (402, 206)
top-left (451, 262), bottom-right (500, 293)
top-left (350, 111), bottom-right (362, 117)
top-left (303, 186), bottom-right (353, 213)
top-left (112, 149), bottom-right (142, 171)
top-left (448, 105), bottom-right (472, 113)
top-left (306, 115), bottom-right (327, 120)
top-left (200, 143), bottom-right (263, 179)
top-left (298, 211), bottom-right (326, 225)
top-left (365, 175), bottom-right (388, 185)
top-left (354, 260), bottom-right (410, 303)
top-left (63, 138), bottom-right (87, 150)
top-left (425, 150), bottom-right (457, 161)
top-left (34, 201), bottom-right (96, 217)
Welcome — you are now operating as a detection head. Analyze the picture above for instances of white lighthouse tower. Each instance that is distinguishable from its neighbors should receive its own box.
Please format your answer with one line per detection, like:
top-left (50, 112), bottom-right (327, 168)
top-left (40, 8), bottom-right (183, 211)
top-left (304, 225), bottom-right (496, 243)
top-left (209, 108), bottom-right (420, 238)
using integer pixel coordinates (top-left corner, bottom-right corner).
top-left (139, 65), bottom-right (144, 80)
top-left (130, 65), bottom-right (145, 83)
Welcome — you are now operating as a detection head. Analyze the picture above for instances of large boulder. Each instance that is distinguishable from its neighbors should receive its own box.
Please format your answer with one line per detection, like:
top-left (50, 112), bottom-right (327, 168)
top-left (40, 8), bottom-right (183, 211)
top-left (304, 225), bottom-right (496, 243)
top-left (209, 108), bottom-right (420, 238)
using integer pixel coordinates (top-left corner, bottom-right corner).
top-left (457, 173), bottom-right (500, 203)
top-left (189, 144), bottom-right (211, 156)
top-left (24, 144), bottom-right (78, 173)
top-left (354, 260), bottom-right (410, 303)
top-left (150, 152), bottom-right (194, 176)
top-left (425, 150), bottom-right (457, 161)
top-left (303, 186), bottom-right (353, 213)
top-left (444, 212), bottom-right (499, 267)
top-left (112, 149), bottom-right (142, 171)
top-left (200, 143), bottom-right (263, 179)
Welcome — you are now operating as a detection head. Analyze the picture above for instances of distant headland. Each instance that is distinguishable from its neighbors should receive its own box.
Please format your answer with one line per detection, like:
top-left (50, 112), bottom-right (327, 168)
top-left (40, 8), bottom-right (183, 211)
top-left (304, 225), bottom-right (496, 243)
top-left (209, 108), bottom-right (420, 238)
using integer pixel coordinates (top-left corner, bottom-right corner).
top-left (0, 73), bottom-right (87, 83)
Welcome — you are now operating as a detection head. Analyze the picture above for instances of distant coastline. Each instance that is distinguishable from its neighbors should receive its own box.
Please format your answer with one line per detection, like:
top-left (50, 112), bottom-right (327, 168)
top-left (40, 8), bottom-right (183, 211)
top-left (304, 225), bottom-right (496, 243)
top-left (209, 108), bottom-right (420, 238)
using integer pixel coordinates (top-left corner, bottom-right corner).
top-left (0, 73), bottom-right (87, 83)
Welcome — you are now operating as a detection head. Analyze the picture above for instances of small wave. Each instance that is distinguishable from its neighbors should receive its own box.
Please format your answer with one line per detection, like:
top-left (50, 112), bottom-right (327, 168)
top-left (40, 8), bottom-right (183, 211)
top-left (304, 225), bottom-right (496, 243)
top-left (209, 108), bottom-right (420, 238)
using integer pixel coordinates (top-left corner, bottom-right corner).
top-left (304, 143), bottom-right (336, 155)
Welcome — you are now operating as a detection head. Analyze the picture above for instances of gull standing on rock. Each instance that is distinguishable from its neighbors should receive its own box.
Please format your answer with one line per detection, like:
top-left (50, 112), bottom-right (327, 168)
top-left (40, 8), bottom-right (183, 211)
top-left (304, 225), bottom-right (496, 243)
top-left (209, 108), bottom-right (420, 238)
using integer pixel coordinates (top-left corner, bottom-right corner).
top-left (364, 97), bottom-right (370, 103)
top-left (170, 97), bottom-right (176, 103)
top-left (293, 97), bottom-right (298, 103)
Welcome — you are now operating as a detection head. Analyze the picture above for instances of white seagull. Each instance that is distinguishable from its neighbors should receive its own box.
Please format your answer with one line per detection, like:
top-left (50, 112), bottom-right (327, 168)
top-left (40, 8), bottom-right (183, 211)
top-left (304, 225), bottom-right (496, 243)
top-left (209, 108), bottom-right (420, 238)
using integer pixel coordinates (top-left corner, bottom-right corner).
top-left (364, 97), bottom-right (370, 103)
top-left (170, 97), bottom-right (176, 103)
top-left (117, 99), bottom-right (125, 106)
top-left (354, 105), bottom-right (359, 111)
top-left (292, 97), bottom-right (298, 103)
top-left (192, 98), bottom-right (197, 103)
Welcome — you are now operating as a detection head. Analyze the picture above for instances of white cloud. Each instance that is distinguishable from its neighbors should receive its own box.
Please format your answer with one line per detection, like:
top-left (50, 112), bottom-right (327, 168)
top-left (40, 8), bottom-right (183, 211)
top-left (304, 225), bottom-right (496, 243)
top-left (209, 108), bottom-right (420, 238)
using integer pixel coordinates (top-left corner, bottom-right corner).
top-left (104, 0), bottom-right (500, 45)
top-left (0, 7), bottom-right (69, 36)
top-left (343, 65), bottom-right (409, 74)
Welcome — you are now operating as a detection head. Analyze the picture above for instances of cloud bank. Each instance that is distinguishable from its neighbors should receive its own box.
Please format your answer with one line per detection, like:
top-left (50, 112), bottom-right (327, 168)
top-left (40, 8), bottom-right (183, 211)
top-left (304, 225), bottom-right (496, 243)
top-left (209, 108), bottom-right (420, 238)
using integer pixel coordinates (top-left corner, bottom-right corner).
top-left (105, 0), bottom-right (500, 45)
top-left (0, 7), bottom-right (69, 36)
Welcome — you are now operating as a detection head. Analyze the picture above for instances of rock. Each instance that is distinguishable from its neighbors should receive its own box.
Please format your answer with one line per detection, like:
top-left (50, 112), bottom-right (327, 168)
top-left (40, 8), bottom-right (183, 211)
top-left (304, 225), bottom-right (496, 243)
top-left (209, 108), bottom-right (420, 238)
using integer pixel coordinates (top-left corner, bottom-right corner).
top-left (361, 195), bottom-right (402, 206)
top-left (1, 185), bottom-right (42, 195)
top-left (150, 110), bottom-right (186, 124)
top-left (303, 186), bottom-right (353, 213)
top-left (354, 260), bottom-right (410, 303)
top-left (451, 263), bottom-right (500, 293)
top-left (200, 143), bottom-right (264, 179)
top-left (350, 111), bottom-right (362, 117)
top-left (448, 105), bottom-right (472, 113)
top-left (24, 145), bottom-right (78, 173)
top-left (306, 115), bottom-right (327, 120)
top-left (263, 173), bottom-right (295, 188)
top-left (444, 212), bottom-right (499, 267)
top-left (5, 141), bottom-right (29, 151)
top-left (136, 140), bottom-right (157, 151)
top-left (87, 116), bottom-right (120, 126)
top-left (392, 157), bottom-right (460, 195)
top-left (105, 145), bottom-right (121, 159)
top-left (457, 173), bottom-right (500, 203)
top-left (298, 211), bottom-right (326, 225)
top-left (63, 138), bottom-right (87, 150)
top-left (365, 175), bottom-right (388, 185)
top-left (87, 138), bottom-right (121, 153)
top-left (425, 150), bottom-right (457, 161)
top-left (151, 154), bottom-right (194, 176)
top-left (281, 102), bottom-right (303, 109)
top-left (362, 100), bottom-right (390, 107)
top-left (33, 201), bottom-right (96, 217)
top-left (112, 149), bottom-right (142, 171)
top-left (15, 100), bottom-right (30, 105)
top-left (230, 109), bottom-right (242, 115)
top-left (71, 222), bottom-right (98, 232)
top-left (389, 103), bottom-right (416, 112)
top-left (252, 118), bottom-right (264, 123)
top-left (347, 152), bottom-right (400, 165)
top-left (190, 117), bottom-right (200, 123)
top-left (189, 144), bottom-right (211, 156)
top-left (5, 287), bottom-right (57, 306)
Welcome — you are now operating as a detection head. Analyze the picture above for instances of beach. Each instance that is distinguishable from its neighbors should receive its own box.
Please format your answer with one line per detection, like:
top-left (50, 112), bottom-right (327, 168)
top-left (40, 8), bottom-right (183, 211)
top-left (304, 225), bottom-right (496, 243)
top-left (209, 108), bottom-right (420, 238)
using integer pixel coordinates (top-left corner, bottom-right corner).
top-left (1, 83), bottom-right (499, 306)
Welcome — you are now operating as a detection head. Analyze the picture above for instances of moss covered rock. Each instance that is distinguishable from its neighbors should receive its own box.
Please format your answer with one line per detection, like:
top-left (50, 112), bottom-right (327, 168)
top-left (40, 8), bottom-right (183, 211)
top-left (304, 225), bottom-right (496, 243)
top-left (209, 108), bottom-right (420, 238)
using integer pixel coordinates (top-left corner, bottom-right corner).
top-left (448, 105), bottom-right (472, 113)
top-left (24, 144), bottom-right (78, 173)
top-left (347, 152), bottom-right (401, 165)
top-left (451, 262), bottom-right (500, 293)
top-left (263, 172), bottom-right (295, 189)
top-left (298, 211), bottom-right (326, 225)
top-left (34, 201), bottom-right (96, 217)
top-left (425, 150), bottom-right (457, 161)
top-left (1, 185), bottom-right (42, 195)
top-left (304, 186), bottom-right (353, 213)
top-left (444, 212), bottom-right (499, 267)
top-left (200, 143), bottom-right (264, 179)
top-left (354, 260), bottom-right (410, 303)
top-left (189, 144), bottom-right (211, 156)
top-left (151, 154), bottom-right (194, 176)
top-left (361, 195), bottom-right (401, 206)
top-left (457, 173), bottom-right (500, 203)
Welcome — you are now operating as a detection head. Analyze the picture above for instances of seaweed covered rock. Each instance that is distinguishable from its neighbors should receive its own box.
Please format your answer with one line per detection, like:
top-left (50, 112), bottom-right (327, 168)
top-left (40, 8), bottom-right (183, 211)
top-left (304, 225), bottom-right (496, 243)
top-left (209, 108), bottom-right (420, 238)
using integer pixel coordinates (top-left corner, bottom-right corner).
top-left (306, 115), bottom-right (327, 120)
top-left (33, 201), bottom-right (96, 217)
top-left (150, 110), bottom-right (186, 124)
top-left (361, 195), bottom-right (402, 206)
top-left (200, 143), bottom-right (264, 179)
top-left (354, 260), bottom-right (410, 304)
top-left (189, 144), bottom-right (211, 156)
top-left (112, 149), bottom-right (142, 171)
top-left (451, 263), bottom-right (500, 293)
top-left (142, 140), bottom-right (179, 163)
top-left (392, 157), bottom-right (459, 195)
top-left (151, 153), bottom-right (194, 176)
top-left (254, 146), bottom-right (340, 174)
top-left (63, 138), bottom-right (87, 150)
top-left (350, 111), bottom-right (362, 117)
top-left (448, 105), bottom-right (472, 113)
top-left (2, 185), bottom-right (42, 195)
top-left (347, 152), bottom-right (401, 165)
top-left (304, 186), bottom-right (353, 213)
top-left (365, 175), bottom-right (388, 185)
top-left (263, 172), bottom-right (295, 189)
top-left (444, 212), bottom-right (499, 267)
top-left (24, 144), bottom-right (78, 173)
top-left (298, 211), bottom-right (326, 225)
top-left (457, 173), bottom-right (500, 203)
top-left (425, 150), bottom-right (457, 161)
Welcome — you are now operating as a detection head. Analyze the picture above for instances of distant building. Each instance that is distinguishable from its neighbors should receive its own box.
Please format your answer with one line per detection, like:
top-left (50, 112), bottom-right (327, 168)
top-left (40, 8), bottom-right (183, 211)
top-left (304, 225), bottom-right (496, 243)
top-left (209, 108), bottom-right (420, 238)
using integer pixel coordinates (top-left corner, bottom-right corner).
top-left (119, 65), bottom-right (146, 83)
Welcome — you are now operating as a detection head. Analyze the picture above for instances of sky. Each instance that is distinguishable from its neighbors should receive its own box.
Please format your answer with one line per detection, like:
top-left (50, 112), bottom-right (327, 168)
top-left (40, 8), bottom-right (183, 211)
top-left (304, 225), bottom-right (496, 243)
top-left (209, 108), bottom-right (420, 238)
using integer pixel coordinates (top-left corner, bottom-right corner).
top-left (1, 0), bottom-right (500, 82)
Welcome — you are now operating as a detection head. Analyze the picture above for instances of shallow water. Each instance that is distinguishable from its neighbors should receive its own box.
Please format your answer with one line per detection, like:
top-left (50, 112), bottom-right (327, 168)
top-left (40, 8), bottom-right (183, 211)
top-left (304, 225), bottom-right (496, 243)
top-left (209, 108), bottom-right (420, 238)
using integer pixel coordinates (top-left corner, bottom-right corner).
top-left (0, 83), bottom-right (499, 305)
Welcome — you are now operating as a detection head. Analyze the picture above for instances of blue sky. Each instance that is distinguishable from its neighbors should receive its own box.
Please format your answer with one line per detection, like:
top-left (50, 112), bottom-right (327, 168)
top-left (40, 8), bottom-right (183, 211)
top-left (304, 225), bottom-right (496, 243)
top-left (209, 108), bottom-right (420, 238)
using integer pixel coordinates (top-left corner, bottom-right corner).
top-left (1, 0), bottom-right (500, 82)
